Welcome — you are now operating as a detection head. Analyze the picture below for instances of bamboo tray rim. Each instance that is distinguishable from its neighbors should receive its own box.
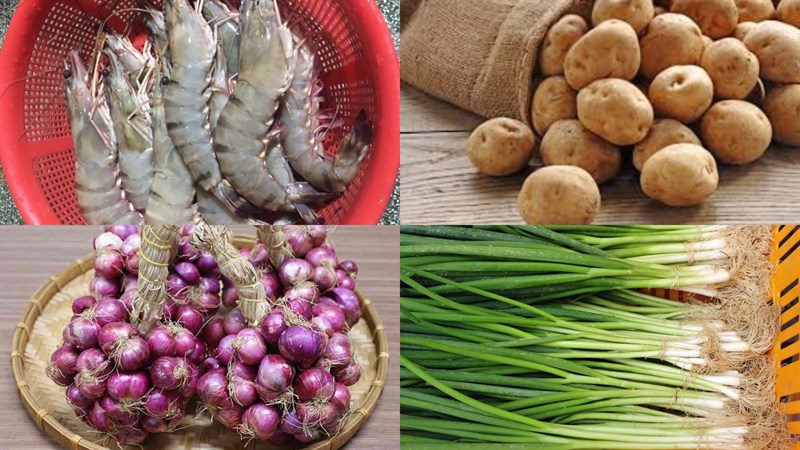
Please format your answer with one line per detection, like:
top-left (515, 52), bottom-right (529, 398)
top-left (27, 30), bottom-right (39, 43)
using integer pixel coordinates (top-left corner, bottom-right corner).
top-left (10, 235), bottom-right (389, 450)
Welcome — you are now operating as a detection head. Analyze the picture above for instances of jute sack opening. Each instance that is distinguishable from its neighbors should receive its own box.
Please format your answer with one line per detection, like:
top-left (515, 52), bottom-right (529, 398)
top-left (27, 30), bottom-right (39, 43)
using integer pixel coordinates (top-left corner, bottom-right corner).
top-left (401, 0), bottom-right (593, 123)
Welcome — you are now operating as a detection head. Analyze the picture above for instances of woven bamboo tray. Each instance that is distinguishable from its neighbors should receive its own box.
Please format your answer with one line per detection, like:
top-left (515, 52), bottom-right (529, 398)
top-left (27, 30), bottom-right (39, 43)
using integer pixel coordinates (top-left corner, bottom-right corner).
top-left (10, 235), bottom-right (389, 450)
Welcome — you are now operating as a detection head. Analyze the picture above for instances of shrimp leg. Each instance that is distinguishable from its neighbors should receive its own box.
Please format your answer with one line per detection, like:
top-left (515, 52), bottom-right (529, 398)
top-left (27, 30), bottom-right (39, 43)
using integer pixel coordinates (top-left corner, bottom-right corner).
top-left (209, 44), bottom-right (233, 129)
top-left (214, 0), bottom-right (328, 223)
top-left (64, 51), bottom-right (142, 225)
top-left (280, 44), bottom-right (373, 194)
top-left (104, 49), bottom-right (154, 212)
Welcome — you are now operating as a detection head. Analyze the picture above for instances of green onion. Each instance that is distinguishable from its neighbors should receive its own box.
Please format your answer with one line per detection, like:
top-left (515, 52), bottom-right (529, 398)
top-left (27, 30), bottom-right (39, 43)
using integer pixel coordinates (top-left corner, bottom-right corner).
top-left (400, 226), bottom-right (784, 448)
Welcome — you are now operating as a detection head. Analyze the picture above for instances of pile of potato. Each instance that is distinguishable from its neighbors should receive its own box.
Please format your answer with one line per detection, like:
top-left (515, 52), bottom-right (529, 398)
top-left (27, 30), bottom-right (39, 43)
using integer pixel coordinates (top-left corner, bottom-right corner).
top-left (466, 0), bottom-right (800, 224)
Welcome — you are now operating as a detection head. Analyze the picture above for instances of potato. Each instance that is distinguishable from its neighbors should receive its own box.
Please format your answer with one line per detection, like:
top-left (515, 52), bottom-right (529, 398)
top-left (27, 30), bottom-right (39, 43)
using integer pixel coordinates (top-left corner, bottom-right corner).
top-left (539, 120), bottom-right (622, 184)
top-left (592, 0), bottom-right (655, 33)
top-left (539, 15), bottom-right (589, 76)
top-left (518, 166), bottom-right (601, 224)
top-left (633, 119), bottom-right (702, 170)
top-left (654, 6), bottom-right (668, 15)
top-left (531, 77), bottom-right (578, 135)
top-left (777, 0), bottom-right (800, 27)
top-left (671, 0), bottom-right (739, 39)
top-left (578, 79), bottom-right (654, 145)
top-left (702, 35), bottom-right (715, 48)
top-left (640, 144), bottom-right (719, 206)
top-left (701, 100), bottom-right (773, 164)
top-left (744, 20), bottom-right (800, 83)
top-left (467, 118), bottom-right (536, 176)
top-left (763, 84), bottom-right (800, 146)
top-left (734, 0), bottom-right (775, 21)
top-left (649, 65), bottom-right (714, 123)
top-left (733, 21), bottom-right (758, 40)
top-left (640, 13), bottom-right (705, 79)
top-left (564, 20), bottom-right (641, 89)
top-left (700, 38), bottom-right (760, 99)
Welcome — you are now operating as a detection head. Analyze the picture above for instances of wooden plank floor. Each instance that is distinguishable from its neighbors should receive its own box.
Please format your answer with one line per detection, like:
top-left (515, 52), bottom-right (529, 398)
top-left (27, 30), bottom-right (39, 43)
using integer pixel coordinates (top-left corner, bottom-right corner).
top-left (0, 226), bottom-right (399, 450)
top-left (401, 83), bottom-right (800, 224)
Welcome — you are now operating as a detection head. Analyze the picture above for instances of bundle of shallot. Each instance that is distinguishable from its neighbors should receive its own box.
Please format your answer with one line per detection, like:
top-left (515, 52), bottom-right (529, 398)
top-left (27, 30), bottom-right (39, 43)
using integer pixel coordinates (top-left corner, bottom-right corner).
top-left (48, 225), bottom-right (202, 445)
top-left (193, 225), bottom-right (363, 444)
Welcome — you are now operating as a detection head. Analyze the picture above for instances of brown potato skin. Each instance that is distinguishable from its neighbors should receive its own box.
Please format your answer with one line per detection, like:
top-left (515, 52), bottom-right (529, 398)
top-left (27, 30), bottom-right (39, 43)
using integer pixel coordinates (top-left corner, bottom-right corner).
top-left (468, 118), bottom-right (537, 176)
top-left (763, 84), bottom-right (800, 146)
top-left (700, 38), bottom-right (760, 99)
top-left (732, 21), bottom-right (758, 40)
top-left (518, 166), bottom-right (601, 224)
top-left (777, 0), bottom-right (800, 28)
top-left (640, 144), bottom-right (719, 206)
top-left (592, 0), bottom-right (655, 33)
top-left (671, 0), bottom-right (739, 39)
top-left (633, 119), bottom-right (702, 170)
top-left (648, 65), bottom-right (714, 123)
top-left (734, 0), bottom-right (775, 22)
top-left (578, 79), bottom-right (654, 145)
top-left (539, 15), bottom-right (589, 76)
top-left (743, 20), bottom-right (800, 83)
top-left (564, 20), bottom-right (641, 90)
top-left (640, 13), bottom-right (705, 79)
top-left (539, 120), bottom-right (622, 184)
top-left (701, 100), bottom-right (773, 164)
top-left (532, 77), bottom-right (578, 136)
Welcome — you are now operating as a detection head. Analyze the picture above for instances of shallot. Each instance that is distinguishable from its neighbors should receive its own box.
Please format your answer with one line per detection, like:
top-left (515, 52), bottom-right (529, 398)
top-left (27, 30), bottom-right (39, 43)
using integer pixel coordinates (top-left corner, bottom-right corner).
top-left (238, 403), bottom-right (280, 440)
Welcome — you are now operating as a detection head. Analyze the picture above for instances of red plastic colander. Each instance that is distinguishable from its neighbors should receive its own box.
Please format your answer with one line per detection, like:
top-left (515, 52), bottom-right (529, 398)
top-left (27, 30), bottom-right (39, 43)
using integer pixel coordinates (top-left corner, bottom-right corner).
top-left (0, 0), bottom-right (399, 224)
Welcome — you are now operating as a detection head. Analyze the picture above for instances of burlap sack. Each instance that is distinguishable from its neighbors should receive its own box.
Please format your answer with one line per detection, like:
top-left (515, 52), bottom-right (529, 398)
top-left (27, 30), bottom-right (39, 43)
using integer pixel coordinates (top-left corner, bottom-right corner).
top-left (400, 0), bottom-right (423, 29)
top-left (400, 0), bottom-right (593, 123)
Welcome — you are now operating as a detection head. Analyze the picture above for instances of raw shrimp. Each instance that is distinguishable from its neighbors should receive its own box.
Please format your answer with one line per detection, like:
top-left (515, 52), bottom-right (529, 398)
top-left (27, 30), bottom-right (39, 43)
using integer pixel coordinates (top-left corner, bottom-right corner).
top-left (104, 49), bottom-right (154, 212)
top-left (193, 45), bottom-right (250, 225)
top-left (144, 58), bottom-right (195, 225)
top-left (163, 0), bottom-right (261, 220)
top-left (64, 50), bottom-right (142, 225)
top-left (202, 0), bottom-right (240, 77)
top-left (280, 43), bottom-right (373, 194)
top-left (214, 0), bottom-right (327, 223)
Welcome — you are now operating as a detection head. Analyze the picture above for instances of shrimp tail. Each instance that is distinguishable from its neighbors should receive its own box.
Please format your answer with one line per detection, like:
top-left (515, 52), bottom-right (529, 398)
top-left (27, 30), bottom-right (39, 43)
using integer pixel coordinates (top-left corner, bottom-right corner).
top-left (293, 203), bottom-right (322, 225)
top-left (216, 181), bottom-right (273, 220)
top-left (333, 109), bottom-right (372, 184)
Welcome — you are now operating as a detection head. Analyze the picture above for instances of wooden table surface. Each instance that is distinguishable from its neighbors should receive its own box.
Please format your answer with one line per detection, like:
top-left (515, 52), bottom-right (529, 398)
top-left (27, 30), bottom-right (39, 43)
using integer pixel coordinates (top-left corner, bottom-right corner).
top-left (0, 226), bottom-right (399, 450)
top-left (401, 83), bottom-right (800, 224)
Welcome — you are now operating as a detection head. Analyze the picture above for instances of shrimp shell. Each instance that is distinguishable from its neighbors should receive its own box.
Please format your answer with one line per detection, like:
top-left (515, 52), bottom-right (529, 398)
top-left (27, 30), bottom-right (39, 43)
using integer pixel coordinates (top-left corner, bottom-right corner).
top-left (280, 44), bottom-right (373, 194)
top-left (144, 58), bottom-right (195, 225)
top-left (64, 51), bottom-right (142, 225)
top-left (202, 0), bottom-right (241, 78)
top-left (104, 49), bottom-right (154, 212)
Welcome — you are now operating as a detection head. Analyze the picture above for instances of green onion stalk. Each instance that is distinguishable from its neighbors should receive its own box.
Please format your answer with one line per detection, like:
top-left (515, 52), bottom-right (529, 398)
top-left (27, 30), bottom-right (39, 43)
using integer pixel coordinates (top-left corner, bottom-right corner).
top-left (399, 226), bottom-right (789, 449)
